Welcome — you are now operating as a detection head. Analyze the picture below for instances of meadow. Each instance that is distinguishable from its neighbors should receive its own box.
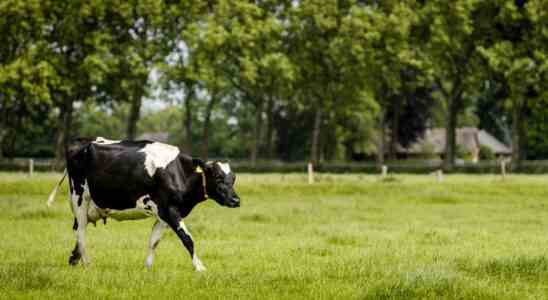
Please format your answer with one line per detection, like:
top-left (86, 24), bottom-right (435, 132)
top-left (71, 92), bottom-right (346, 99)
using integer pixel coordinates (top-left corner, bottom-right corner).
top-left (1, 172), bottom-right (548, 299)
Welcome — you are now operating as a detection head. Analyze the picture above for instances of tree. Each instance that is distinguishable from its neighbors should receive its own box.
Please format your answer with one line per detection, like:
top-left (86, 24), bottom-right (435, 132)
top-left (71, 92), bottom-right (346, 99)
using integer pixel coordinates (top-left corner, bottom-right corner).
top-left (341, 1), bottom-right (424, 164)
top-left (41, 0), bottom-right (121, 163)
top-left (477, 0), bottom-right (548, 168)
top-left (288, 0), bottom-right (363, 164)
top-left (420, 0), bottom-right (486, 170)
top-left (0, 0), bottom-right (53, 158)
top-left (218, 1), bottom-right (294, 165)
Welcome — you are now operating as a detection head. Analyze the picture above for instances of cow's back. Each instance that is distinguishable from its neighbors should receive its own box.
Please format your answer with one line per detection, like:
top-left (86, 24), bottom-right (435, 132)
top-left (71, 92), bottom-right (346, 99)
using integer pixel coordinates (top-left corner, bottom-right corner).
top-left (67, 138), bottom-right (160, 210)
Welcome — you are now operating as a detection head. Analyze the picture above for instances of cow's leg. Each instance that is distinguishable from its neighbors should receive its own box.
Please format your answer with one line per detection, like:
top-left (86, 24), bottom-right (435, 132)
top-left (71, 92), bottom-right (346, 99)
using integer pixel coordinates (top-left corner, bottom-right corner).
top-left (68, 218), bottom-right (81, 265)
top-left (75, 192), bottom-right (91, 265)
top-left (144, 220), bottom-right (167, 268)
top-left (161, 207), bottom-right (206, 271)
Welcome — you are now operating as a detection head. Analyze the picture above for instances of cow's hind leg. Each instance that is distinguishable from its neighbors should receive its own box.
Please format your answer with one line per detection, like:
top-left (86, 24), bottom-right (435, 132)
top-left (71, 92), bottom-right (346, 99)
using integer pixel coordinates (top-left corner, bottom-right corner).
top-left (144, 220), bottom-right (167, 268)
top-left (161, 207), bottom-right (206, 271)
top-left (68, 218), bottom-right (81, 265)
top-left (74, 193), bottom-right (91, 265)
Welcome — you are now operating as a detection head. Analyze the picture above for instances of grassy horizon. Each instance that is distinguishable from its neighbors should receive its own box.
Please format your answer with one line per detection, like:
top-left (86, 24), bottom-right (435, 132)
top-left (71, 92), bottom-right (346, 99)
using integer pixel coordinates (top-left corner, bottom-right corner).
top-left (1, 172), bottom-right (548, 299)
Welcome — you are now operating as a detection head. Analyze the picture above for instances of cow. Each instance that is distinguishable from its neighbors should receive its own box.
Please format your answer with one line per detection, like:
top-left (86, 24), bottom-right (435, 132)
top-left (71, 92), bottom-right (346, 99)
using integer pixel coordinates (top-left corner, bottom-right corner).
top-left (47, 137), bottom-right (240, 271)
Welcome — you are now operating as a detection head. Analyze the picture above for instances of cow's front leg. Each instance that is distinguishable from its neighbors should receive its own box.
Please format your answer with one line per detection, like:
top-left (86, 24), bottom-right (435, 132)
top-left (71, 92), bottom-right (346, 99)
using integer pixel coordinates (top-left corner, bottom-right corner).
top-left (161, 207), bottom-right (206, 272)
top-left (144, 220), bottom-right (167, 268)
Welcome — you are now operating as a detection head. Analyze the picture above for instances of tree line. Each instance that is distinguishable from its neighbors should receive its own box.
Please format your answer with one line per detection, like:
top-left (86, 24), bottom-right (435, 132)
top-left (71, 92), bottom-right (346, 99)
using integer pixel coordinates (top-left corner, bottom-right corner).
top-left (1, 0), bottom-right (547, 169)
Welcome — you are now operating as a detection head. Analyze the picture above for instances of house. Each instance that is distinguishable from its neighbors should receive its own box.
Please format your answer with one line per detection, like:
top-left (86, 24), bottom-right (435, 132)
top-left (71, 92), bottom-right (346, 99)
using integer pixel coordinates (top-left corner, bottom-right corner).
top-left (399, 127), bottom-right (511, 162)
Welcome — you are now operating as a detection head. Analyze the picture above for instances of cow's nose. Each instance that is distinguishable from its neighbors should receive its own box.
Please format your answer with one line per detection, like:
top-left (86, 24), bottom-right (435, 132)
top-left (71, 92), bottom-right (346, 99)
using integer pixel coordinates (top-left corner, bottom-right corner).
top-left (231, 197), bottom-right (240, 207)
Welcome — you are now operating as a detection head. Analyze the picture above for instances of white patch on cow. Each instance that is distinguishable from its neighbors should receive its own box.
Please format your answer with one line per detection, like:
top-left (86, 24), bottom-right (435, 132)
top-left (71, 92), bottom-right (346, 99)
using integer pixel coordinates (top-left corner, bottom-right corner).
top-left (218, 162), bottom-right (231, 174)
top-left (138, 142), bottom-right (180, 177)
top-left (69, 179), bottom-right (79, 215)
top-left (178, 220), bottom-right (205, 271)
top-left (192, 254), bottom-right (206, 272)
top-left (75, 180), bottom-right (91, 265)
top-left (93, 137), bottom-right (120, 145)
top-left (179, 220), bottom-right (193, 238)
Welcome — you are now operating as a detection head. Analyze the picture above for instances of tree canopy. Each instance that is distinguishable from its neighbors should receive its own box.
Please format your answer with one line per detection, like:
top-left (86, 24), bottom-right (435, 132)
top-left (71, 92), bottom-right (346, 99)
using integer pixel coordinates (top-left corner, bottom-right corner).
top-left (1, 0), bottom-right (547, 166)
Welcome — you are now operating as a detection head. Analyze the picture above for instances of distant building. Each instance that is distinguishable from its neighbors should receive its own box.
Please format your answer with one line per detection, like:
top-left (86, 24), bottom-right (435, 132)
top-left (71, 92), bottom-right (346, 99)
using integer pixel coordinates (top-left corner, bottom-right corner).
top-left (137, 132), bottom-right (169, 143)
top-left (399, 127), bottom-right (511, 162)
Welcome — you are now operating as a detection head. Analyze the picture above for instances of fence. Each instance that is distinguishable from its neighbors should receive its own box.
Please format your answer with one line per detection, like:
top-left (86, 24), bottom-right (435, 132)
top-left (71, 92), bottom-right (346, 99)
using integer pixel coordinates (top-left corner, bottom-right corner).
top-left (3, 158), bottom-right (548, 174)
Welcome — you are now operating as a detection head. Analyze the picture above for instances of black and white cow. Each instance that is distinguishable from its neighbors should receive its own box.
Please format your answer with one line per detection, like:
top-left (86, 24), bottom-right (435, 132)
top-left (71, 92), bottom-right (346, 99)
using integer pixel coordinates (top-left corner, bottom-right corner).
top-left (47, 137), bottom-right (240, 271)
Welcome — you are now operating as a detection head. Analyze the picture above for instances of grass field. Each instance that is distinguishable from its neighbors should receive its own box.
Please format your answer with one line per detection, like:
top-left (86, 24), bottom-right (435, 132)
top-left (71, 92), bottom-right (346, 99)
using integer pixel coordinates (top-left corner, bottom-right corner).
top-left (2, 172), bottom-right (548, 299)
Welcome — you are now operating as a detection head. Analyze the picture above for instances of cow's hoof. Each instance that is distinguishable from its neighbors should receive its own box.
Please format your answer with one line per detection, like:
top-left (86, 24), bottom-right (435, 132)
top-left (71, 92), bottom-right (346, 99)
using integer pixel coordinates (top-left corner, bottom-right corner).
top-left (195, 265), bottom-right (206, 272)
top-left (193, 257), bottom-right (206, 272)
top-left (144, 257), bottom-right (153, 269)
top-left (68, 255), bottom-right (81, 266)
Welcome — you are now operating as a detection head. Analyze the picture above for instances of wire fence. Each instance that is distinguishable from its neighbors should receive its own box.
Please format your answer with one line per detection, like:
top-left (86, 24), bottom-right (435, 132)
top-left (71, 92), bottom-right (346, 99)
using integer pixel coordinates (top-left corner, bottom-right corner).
top-left (2, 158), bottom-right (548, 174)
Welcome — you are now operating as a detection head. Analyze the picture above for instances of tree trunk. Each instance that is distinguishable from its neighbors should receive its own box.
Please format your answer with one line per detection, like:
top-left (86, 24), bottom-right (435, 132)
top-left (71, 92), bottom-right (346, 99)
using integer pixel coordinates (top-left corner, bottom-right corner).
top-left (511, 100), bottom-right (526, 171)
top-left (443, 96), bottom-right (459, 171)
top-left (265, 96), bottom-right (275, 159)
top-left (250, 98), bottom-right (264, 166)
top-left (126, 90), bottom-right (143, 141)
top-left (388, 98), bottom-right (402, 160)
top-left (0, 96), bottom-right (7, 159)
top-left (182, 88), bottom-right (194, 154)
top-left (310, 107), bottom-right (322, 164)
top-left (201, 94), bottom-right (218, 160)
top-left (55, 98), bottom-right (74, 168)
top-left (0, 129), bottom-right (5, 159)
top-left (376, 110), bottom-right (386, 168)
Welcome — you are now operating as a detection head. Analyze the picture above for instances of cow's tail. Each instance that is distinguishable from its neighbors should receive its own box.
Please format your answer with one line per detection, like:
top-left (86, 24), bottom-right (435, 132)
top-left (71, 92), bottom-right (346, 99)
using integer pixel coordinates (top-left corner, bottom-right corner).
top-left (47, 169), bottom-right (68, 207)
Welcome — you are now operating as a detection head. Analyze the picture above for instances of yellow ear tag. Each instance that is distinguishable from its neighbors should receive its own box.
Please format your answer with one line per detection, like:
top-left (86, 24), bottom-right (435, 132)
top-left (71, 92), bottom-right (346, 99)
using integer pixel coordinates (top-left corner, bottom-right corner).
top-left (196, 166), bottom-right (203, 173)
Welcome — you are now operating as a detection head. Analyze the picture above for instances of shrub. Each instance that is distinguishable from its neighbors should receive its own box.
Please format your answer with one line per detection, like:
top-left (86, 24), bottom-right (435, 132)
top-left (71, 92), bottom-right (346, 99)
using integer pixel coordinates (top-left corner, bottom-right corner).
top-left (479, 145), bottom-right (496, 160)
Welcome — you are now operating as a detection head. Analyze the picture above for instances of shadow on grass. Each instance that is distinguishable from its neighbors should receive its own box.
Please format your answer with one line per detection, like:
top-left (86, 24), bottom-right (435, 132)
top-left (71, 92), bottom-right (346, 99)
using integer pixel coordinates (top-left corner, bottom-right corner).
top-left (240, 213), bottom-right (271, 223)
top-left (17, 208), bottom-right (60, 219)
top-left (378, 176), bottom-right (401, 183)
top-left (326, 235), bottom-right (359, 247)
top-left (423, 195), bottom-right (460, 204)
top-left (457, 255), bottom-right (548, 281)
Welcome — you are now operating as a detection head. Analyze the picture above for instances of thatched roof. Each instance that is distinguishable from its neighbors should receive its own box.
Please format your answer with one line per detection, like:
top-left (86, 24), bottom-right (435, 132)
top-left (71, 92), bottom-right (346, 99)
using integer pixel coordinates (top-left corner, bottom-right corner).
top-left (400, 127), bottom-right (511, 155)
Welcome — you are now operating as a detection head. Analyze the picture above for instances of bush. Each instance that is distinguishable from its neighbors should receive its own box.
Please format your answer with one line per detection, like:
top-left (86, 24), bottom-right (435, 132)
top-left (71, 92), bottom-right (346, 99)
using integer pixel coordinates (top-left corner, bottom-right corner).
top-left (479, 145), bottom-right (496, 160)
top-left (455, 144), bottom-right (472, 161)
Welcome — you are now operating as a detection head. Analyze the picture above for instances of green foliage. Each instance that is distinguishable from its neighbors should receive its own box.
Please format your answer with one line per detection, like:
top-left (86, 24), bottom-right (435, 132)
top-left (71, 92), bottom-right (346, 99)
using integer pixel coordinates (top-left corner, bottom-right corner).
top-left (479, 144), bottom-right (496, 160)
top-left (455, 144), bottom-right (471, 160)
top-left (1, 0), bottom-right (548, 162)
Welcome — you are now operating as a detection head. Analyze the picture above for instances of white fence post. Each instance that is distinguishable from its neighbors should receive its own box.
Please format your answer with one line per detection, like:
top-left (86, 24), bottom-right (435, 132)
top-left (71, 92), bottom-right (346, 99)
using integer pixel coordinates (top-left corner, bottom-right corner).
top-left (381, 165), bottom-right (388, 178)
top-left (308, 162), bottom-right (314, 184)
top-left (29, 159), bottom-right (34, 177)
top-left (501, 160), bottom-right (507, 179)
top-left (437, 169), bottom-right (444, 182)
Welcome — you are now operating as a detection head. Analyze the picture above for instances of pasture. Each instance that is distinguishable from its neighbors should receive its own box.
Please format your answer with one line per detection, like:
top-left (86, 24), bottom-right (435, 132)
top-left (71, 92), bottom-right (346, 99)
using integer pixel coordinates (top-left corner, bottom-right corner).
top-left (1, 172), bottom-right (548, 299)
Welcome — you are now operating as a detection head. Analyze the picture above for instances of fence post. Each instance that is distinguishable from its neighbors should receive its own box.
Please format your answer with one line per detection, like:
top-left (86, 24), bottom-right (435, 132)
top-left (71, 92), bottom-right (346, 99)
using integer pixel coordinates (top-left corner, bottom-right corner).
top-left (437, 169), bottom-right (444, 182)
top-left (308, 162), bottom-right (314, 184)
top-left (501, 160), bottom-right (507, 180)
top-left (381, 165), bottom-right (388, 178)
top-left (29, 159), bottom-right (34, 177)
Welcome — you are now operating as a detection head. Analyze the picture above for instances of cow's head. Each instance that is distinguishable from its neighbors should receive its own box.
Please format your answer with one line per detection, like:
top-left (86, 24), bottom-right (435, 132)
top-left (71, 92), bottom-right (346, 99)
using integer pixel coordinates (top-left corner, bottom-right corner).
top-left (194, 159), bottom-right (240, 207)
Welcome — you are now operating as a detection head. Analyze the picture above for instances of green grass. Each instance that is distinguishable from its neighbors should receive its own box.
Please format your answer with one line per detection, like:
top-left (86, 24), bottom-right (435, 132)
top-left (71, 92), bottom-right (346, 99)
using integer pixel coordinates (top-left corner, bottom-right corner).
top-left (2, 172), bottom-right (548, 299)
